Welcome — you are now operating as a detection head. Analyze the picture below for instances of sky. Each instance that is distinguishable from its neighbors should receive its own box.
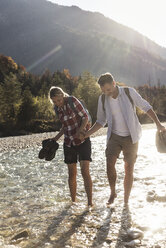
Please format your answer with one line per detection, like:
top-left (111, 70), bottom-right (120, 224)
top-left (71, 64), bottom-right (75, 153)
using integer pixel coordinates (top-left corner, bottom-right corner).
top-left (47, 0), bottom-right (166, 48)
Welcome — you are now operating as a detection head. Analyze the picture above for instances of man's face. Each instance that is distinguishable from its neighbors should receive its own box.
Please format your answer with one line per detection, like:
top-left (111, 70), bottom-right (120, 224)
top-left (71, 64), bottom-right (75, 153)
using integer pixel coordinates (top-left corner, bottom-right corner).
top-left (100, 82), bottom-right (116, 97)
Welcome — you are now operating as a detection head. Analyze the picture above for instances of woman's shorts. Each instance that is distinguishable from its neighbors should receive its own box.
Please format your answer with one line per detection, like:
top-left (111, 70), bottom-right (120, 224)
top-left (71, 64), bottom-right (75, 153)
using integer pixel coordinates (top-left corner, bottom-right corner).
top-left (64, 138), bottom-right (92, 164)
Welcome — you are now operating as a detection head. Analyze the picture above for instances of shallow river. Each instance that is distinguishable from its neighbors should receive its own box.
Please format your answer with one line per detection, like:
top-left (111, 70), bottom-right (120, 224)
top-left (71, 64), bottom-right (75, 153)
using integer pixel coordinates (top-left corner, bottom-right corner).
top-left (0, 123), bottom-right (166, 248)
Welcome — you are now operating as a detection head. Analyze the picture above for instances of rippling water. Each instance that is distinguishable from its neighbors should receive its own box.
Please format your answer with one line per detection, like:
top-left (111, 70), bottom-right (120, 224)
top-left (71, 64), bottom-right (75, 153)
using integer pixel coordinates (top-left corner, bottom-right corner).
top-left (0, 123), bottom-right (166, 248)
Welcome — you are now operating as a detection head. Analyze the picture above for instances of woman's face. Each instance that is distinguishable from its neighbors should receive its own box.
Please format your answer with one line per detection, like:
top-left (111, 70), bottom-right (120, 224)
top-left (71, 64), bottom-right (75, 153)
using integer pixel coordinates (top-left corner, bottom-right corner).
top-left (51, 94), bottom-right (64, 107)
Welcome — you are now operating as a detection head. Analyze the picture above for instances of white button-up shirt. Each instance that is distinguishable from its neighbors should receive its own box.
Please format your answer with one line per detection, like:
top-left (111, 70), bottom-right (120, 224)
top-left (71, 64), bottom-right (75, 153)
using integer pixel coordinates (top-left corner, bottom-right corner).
top-left (96, 86), bottom-right (152, 144)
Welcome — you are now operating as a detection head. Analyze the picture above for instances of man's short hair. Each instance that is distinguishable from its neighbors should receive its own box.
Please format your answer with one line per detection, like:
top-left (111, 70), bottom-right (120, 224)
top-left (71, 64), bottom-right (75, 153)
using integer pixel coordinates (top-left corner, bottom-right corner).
top-left (97, 72), bottom-right (114, 86)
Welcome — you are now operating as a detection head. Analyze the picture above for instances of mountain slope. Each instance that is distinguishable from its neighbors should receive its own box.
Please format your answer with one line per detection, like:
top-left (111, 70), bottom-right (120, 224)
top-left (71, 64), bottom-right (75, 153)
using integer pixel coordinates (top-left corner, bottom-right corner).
top-left (0, 0), bottom-right (166, 86)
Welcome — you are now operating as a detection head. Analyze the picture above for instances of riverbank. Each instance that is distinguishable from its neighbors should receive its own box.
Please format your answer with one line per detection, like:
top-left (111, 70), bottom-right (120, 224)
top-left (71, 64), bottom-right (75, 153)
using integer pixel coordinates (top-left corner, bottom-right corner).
top-left (0, 122), bottom-right (160, 152)
top-left (0, 128), bottom-right (107, 152)
top-left (0, 123), bottom-right (159, 152)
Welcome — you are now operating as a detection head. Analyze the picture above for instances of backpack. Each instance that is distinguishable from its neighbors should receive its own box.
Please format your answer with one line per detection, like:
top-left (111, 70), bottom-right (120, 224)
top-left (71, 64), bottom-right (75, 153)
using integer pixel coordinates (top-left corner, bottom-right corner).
top-left (101, 87), bottom-right (134, 112)
top-left (54, 96), bottom-right (92, 126)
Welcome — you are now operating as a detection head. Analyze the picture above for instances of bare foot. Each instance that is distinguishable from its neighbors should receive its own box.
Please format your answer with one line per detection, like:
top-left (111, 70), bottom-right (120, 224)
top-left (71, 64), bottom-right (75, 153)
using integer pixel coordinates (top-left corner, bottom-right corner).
top-left (87, 205), bottom-right (94, 212)
top-left (107, 193), bottom-right (117, 205)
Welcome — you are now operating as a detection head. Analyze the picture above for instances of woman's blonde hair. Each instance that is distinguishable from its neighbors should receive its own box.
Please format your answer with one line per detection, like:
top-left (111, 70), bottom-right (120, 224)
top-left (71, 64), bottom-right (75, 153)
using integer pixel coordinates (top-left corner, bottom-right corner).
top-left (48, 86), bottom-right (68, 104)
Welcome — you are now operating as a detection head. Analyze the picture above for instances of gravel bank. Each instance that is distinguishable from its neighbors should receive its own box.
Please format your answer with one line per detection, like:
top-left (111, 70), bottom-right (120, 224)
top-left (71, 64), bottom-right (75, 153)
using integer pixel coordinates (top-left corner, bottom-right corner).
top-left (0, 128), bottom-right (107, 152)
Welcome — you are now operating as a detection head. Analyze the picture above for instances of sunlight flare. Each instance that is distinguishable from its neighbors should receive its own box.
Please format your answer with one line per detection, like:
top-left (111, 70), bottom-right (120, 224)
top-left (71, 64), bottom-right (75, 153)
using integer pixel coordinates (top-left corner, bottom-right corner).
top-left (27, 45), bottom-right (62, 71)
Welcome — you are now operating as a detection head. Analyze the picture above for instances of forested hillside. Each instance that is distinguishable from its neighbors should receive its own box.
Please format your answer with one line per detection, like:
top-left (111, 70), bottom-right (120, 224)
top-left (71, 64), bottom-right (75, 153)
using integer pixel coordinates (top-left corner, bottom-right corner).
top-left (0, 55), bottom-right (165, 137)
top-left (0, 0), bottom-right (166, 86)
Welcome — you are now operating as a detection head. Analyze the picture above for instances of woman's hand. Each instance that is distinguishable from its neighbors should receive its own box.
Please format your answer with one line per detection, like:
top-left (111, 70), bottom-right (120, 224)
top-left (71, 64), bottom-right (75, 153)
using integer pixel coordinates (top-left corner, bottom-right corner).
top-left (75, 130), bottom-right (86, 141)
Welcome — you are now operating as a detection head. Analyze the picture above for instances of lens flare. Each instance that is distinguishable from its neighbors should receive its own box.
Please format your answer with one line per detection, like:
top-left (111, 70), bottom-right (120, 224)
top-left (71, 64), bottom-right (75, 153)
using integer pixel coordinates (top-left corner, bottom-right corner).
top-left (26, 45), bottom-right (62, 71)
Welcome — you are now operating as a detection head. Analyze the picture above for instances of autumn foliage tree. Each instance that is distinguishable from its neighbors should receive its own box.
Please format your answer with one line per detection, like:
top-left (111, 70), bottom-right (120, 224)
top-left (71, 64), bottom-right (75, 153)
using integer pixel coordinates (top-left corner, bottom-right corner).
top-left (0, 54), bottom-right (166, 136)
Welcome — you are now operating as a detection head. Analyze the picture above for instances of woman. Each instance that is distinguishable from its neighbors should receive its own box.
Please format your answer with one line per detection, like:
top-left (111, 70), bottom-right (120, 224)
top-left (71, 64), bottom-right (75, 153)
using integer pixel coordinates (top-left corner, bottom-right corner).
top-left (49, 86), bottom-right (93, 207)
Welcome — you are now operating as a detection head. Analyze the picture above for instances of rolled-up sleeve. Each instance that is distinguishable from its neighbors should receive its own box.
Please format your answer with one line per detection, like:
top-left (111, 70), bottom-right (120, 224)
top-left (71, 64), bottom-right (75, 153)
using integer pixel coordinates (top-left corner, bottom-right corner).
top-left (129, 88), bottom-right (152, 112)
top-left (96, 95), bottom-right (107, 127)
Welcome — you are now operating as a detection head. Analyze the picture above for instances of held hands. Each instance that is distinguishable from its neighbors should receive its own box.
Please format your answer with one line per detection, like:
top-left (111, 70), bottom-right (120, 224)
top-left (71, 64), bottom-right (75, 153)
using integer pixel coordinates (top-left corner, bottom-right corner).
top-left (75, 129), bottom-right (86, 141)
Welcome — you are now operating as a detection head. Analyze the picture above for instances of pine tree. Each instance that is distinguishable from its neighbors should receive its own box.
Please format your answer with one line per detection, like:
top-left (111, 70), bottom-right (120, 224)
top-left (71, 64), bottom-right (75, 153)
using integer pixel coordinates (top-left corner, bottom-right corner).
top-left (17, 87), bottom-right (37, 124)
top-left (0, 73), bottom-right (22, 127)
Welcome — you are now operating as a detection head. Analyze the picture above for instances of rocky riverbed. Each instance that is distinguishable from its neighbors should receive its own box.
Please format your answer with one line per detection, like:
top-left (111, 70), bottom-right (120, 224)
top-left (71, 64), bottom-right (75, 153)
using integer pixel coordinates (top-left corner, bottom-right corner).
top-left (0, 124), bottom-right (166, 248)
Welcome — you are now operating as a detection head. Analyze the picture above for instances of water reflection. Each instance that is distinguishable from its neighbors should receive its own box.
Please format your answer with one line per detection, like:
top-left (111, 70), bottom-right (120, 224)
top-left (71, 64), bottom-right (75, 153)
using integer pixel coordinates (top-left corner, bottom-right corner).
top-left (0, 124), bottom-right (166, 247)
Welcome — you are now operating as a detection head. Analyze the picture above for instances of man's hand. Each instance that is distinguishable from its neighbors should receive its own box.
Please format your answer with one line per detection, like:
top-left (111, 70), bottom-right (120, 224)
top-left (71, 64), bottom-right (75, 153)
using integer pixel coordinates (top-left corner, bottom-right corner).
top-left (157, 124), bottom-right (166, 132)
top-left (147, 109), bottom-right (166, 133)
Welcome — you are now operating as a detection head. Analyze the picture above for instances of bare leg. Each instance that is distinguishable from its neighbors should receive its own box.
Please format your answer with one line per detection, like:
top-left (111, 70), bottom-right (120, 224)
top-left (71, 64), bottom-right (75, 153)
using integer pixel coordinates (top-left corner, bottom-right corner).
top-left (80, 160), bottom-right (93, 206)
top-left (107, 155), bottom-right (117, 204)
top-left (67, 163), bottom-right (77, 203)
top-left (124, 162), bottom-right (135, 204)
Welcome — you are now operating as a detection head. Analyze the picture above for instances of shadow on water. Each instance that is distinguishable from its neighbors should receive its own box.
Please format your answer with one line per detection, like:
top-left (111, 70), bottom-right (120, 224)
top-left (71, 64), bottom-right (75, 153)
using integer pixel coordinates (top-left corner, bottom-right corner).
top-left (33, 204), bottom-right (90, 248)
top-left (91, 207), bottom-right (114, 248)
top-left (49, 209), bottom-right (90, 248)
top-left (115, 205), bottom-right (132, 248)
top-left (30, 204), bottom-right (71, 248)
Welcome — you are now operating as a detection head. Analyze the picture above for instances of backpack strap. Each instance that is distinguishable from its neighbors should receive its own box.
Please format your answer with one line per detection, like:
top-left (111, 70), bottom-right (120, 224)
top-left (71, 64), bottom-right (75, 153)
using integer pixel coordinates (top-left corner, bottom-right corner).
top-left (101, 93), bottom-right (105, 112)
top-left (69, 96), bottom-right (92, 125)
top-left (54, 105), bottom-right (59, 117)
top-left (67, 96), bottom-right (77, 113)
top-left (80, 101), bottom-right (92, 125)
top-left (101, 87), bottom-right (134, 112)
top-left (70, 96), bottom-right (92, 125)
top-left (124, 87), bottom-right (134, 108)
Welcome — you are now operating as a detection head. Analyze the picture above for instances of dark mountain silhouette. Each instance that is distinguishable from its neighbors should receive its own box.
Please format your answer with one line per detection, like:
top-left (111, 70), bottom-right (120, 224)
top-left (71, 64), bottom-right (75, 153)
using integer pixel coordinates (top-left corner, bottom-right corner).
top-left (0, 0), bottom-right (166, 86)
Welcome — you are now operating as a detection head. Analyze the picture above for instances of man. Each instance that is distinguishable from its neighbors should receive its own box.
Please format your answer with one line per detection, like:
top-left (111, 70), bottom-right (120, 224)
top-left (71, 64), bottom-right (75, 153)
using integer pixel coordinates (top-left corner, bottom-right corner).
top-left (85, 72), bottom-right (165, 205)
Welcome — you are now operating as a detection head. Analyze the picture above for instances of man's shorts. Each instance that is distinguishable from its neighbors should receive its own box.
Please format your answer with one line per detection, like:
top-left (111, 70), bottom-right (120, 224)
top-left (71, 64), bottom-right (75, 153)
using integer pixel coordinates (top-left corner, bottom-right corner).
top-left (105, 133), bottom-right (138, 164)
top-left (64, 138), bottom-right (92, 164)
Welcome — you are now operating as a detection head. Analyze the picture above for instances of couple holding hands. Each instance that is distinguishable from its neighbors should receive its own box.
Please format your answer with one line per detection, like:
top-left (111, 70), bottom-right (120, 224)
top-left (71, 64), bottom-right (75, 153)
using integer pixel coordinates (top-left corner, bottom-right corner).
top-left (49, 72), bottom-right (165, 208)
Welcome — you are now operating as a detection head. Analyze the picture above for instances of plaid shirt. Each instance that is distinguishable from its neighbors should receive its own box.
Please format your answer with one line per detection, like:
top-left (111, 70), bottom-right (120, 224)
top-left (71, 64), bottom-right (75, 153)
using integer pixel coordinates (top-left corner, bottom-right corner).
top-left (57, 96), bottom-right (89, 147)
